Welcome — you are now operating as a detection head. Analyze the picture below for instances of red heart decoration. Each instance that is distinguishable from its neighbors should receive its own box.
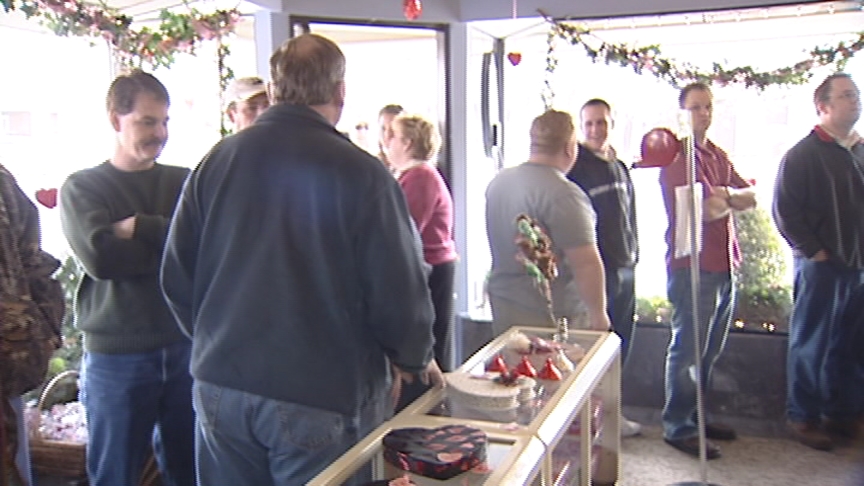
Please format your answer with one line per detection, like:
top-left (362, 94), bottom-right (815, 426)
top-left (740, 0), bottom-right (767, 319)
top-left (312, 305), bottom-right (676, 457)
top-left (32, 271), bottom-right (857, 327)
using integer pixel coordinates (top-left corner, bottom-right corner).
top-left (507, 52), bottom-right (522, 66)
top-left (35, 188), bottom-right (58, 209)
top-left (403, 0), bottom-right (422, 20)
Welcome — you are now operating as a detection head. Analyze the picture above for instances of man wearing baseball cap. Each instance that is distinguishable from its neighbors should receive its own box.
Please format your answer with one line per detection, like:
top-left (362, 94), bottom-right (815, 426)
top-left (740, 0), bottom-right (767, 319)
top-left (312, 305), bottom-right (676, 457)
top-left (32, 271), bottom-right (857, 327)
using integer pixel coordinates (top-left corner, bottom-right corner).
top-left (225, 76), bottom-right (270, 131)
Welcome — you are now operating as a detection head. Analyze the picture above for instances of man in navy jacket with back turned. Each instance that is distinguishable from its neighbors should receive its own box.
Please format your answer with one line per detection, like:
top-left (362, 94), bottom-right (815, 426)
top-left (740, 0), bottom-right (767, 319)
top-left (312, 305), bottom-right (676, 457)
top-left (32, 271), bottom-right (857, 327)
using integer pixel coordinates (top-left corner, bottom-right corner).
top-left (161, 34), bottom-right (439, 485)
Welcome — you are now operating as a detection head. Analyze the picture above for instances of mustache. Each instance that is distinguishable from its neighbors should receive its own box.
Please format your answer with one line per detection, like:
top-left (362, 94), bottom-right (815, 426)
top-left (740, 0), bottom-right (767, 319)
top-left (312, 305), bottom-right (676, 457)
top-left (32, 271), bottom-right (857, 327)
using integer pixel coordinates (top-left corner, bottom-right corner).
top-left (144, 138), bottom-right (165, 147)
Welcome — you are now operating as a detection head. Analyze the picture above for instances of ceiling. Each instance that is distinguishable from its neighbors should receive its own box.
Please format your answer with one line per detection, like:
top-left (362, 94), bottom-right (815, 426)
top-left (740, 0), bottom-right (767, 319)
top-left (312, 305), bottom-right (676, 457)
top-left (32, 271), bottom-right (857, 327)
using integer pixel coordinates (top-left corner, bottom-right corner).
top-left (20, 0), bottom-right (860, 23)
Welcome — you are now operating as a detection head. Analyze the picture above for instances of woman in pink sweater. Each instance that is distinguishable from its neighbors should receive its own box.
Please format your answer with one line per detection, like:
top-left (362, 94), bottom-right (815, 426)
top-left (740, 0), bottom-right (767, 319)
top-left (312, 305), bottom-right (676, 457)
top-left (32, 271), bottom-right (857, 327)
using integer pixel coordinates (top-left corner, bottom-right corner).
top-left (384, 114), bottom-right (458, 410)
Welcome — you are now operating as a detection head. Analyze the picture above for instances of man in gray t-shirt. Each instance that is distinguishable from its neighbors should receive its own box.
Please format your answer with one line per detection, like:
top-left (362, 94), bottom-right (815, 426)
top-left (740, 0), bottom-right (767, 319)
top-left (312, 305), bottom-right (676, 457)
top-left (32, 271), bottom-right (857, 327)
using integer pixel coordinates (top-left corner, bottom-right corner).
top-left (486, 110), bottom-right (611, 336)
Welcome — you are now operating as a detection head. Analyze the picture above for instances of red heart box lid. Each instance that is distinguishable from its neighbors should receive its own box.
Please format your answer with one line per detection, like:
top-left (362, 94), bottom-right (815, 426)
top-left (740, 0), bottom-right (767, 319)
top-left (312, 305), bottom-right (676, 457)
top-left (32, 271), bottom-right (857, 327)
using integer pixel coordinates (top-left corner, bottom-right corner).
top-left (382, 425), bottom-right (487, 480)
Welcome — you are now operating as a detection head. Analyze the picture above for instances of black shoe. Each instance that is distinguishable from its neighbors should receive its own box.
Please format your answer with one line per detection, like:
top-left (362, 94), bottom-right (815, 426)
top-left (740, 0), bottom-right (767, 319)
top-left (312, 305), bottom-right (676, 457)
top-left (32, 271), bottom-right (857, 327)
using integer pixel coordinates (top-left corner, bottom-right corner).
top-left (788, 420), bottom-right (833, 451)
top-left (704, 422), bottom-right (737, 441)
top-left (823, 417), bottom-right (864, 440)
top-left (664, 436), bottom-right (722, 459)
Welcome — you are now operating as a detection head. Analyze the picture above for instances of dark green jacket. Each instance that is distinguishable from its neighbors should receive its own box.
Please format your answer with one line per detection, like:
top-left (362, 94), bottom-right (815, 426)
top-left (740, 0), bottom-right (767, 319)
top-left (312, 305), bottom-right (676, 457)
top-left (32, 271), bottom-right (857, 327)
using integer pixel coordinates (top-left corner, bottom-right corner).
top-left (60, 161), bottom-right (189, 353)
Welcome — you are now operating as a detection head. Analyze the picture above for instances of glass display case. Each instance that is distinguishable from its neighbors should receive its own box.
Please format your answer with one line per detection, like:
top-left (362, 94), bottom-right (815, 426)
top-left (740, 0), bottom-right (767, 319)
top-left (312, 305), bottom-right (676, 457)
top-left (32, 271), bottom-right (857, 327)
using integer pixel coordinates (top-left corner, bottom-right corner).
top-left (309, 326), bottom-right (621, 486)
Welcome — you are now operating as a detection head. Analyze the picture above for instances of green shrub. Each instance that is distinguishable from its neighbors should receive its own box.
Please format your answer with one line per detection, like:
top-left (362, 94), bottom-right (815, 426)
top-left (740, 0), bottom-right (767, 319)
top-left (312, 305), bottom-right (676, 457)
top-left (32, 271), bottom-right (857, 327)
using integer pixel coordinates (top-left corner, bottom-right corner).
top-left (53, 255), bottom-right (83, 373)
top-left (733, 206), bottom-right (792, 332)
top-left (636, 295), bottom-right (672, 324)
top-left (634, 206), bottom-right (793, 333)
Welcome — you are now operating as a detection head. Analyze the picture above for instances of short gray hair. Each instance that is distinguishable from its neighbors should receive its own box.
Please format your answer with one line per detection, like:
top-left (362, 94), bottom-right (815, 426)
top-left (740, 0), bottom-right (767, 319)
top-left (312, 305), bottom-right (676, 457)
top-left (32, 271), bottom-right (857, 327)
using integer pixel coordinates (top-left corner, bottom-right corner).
top-left (269, 34), bottom-right (345, 106)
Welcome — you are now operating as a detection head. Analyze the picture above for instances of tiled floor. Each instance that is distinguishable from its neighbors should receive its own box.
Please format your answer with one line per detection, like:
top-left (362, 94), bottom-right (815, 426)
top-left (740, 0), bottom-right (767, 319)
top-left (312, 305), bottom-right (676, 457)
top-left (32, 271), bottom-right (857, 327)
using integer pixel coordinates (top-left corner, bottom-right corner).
top-left (35, 416), bottom-right (864, 485)
top-left (620, 424), bottom-right (864, 486)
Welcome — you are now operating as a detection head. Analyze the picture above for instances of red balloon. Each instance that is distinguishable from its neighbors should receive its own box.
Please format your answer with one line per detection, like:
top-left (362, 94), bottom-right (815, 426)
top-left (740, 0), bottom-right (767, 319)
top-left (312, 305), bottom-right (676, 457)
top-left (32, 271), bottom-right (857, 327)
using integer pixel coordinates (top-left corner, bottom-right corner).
top-left (638, 128), bottom-right (681, 168)
top-left (403, 0), bottom-right (422, 20)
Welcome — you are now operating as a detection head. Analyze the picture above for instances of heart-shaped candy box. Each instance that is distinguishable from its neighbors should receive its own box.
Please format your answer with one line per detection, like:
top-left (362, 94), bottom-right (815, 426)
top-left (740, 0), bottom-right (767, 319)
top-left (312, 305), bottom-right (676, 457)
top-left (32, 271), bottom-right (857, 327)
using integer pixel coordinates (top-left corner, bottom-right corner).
top-left (382, 425), bottom-right (487, 480)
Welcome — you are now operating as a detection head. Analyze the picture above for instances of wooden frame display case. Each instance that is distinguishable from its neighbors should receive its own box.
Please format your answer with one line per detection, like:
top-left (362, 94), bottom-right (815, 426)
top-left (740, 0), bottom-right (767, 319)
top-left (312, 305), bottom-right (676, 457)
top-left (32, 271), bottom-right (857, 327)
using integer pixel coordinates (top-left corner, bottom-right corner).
top-left (309, 327), bottom-right (621, 486)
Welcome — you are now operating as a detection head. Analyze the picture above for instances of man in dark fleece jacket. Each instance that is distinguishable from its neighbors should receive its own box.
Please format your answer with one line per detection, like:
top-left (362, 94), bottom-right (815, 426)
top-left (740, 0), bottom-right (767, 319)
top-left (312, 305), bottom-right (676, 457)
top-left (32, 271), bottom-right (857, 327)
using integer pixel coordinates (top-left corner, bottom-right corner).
top-left (566, 98), bottom-right (641, 438)
top-left (161, 34), bottom-right (439, 486)
top-left (59, 71), bottom-right (194, 486)
top-left (774, 72), bottom-right (864, 451)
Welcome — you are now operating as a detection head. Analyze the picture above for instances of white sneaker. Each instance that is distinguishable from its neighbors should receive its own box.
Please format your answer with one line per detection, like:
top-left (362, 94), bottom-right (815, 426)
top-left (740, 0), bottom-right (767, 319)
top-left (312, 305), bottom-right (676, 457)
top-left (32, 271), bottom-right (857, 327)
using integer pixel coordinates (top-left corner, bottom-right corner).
top-left (621, 415), bottom-right (642, 437)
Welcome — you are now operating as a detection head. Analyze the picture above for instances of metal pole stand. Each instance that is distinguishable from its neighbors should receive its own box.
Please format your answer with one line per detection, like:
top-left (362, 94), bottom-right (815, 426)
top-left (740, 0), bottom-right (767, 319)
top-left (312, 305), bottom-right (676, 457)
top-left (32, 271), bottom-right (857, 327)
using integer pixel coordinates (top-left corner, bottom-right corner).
top-left (668, 110), bottom-right (722, 486)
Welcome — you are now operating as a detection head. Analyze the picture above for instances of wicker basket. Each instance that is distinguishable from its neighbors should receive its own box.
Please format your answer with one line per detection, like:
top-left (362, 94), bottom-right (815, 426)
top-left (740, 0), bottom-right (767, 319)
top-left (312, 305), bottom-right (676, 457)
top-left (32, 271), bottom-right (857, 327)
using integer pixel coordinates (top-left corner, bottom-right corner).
top-left (29, 369), bottom-right (87, 478)
top-left (28, 369), bottom-right (163, 485)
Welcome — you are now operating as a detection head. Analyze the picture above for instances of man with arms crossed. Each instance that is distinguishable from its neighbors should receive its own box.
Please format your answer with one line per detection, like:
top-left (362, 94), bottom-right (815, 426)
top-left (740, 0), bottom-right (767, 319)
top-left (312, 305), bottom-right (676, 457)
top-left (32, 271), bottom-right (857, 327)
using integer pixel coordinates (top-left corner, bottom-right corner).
top-left (774, 72), bottom-right (864, 450)
top-left (486, 109), bottom-right (611, 336)
top-left (660, 82), bottom-right (755, 459)
top-left (60, 71), bottom-right (194, 485)
top-left (161, 34), bottom-right (440, 485)
top-left (566, 98), bottom-right (641, 437)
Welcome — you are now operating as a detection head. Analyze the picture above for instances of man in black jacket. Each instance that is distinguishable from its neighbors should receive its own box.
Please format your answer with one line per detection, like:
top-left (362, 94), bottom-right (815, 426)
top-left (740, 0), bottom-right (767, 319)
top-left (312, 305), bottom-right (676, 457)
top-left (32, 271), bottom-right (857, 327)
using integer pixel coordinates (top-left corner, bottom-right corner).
top-left (566, 99), bottom-right (641, 437)
top-left (161, 33), bottom-right (439, 485)
top-left (774, 72), bottom-right (864, 451)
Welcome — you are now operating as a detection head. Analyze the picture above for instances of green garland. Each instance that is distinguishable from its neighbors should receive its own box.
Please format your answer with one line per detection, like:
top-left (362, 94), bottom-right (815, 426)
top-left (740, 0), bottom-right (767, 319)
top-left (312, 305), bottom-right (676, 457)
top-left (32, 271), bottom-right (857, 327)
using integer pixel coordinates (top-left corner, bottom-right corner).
top-left (3, 0), bottom-right (238, 137)
top-left (541, 10), bottom-right (864, 106)
top-left (217, 41), bottom-right (235, 138)
top-left (3, 0), bottom-right (240, 70)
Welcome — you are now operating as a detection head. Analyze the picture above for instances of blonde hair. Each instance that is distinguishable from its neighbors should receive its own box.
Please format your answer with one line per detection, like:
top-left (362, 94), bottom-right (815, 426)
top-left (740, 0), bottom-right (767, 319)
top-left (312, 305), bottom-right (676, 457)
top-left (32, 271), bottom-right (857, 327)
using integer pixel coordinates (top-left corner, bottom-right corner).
top-left (530, 110), bottom-right (575, 155)
top-left (393, 114), bottom-right (441, 162)
top-left (269, 34), bottom-right (345, 106)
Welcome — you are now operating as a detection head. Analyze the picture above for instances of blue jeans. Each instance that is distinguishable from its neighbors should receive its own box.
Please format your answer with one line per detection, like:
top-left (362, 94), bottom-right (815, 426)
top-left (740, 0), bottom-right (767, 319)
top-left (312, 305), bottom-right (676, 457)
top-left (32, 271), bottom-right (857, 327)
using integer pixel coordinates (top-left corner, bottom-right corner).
top-left (662, 268), bottom-right (734, 440)
top-left (787, 258), bottom-right (864, 423)
top-left (607, 266), bottom-right (636, 366)
top-left (193, 381), bottom-right (389, 486)
top-left (9, 396), bottom-right (32, 486)
top-left (81, 340), bottom-right (195, 486)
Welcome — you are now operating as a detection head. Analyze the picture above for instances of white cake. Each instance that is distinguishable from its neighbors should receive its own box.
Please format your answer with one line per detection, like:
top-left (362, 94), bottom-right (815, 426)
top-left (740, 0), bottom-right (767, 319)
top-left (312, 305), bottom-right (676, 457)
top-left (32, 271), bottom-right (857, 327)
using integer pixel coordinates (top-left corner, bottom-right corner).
top-left (517, 377), bottom-right (537, 402)
top-left (445, 372), bottom-right (521, 411)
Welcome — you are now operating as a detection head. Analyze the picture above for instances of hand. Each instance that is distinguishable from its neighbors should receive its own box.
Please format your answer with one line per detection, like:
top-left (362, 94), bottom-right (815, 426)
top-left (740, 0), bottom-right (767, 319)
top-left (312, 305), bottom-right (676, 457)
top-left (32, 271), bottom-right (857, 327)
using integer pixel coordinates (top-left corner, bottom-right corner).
top-left (419, 359), bottom-right (445, 389)
top-left (810, 249), bottom-right (830, 262)
top-left (703, 187), bottom-right (731, 221)
top-left (589, 313), bottom-right (612, 332)
top-left (728, 187), bottom-right (757, 211)
top-left (112, 216), bottom-right (136, 239)
top-left (709, 185), bottom-right (731, 199)
top-left (390, 360), bottom-right (446, 410)
top-left (397, 359), bottom-right (445, 387)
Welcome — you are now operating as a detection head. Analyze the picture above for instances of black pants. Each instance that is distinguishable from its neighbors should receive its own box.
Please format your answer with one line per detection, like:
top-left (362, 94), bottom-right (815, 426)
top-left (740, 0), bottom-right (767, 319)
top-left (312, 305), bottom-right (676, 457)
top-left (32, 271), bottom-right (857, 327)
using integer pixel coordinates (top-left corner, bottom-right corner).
top-left (396, 260), bottom-right (456, 412)
top-left (607, 266), bottom-right (636, 366)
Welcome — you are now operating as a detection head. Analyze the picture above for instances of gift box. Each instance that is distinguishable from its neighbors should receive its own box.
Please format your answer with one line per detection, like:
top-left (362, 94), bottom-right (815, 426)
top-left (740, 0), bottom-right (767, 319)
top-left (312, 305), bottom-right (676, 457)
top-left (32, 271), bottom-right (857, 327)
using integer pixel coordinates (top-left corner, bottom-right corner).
top-left (382, 425), bottom-right (487, 480)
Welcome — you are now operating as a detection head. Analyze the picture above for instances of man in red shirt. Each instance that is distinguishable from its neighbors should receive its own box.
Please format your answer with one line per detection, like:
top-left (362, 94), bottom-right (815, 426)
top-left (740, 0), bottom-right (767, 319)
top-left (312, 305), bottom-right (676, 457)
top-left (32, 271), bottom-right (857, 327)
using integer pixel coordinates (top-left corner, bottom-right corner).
top-left (660, 82), bottom-right (756, 459)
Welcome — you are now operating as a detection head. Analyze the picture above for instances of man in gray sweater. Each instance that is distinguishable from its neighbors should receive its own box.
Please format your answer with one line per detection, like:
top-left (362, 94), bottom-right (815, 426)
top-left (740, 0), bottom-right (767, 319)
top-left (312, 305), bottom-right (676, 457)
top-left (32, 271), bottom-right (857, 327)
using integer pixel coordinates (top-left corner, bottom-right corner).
top-left (59, 71), bottom-right (194, 486)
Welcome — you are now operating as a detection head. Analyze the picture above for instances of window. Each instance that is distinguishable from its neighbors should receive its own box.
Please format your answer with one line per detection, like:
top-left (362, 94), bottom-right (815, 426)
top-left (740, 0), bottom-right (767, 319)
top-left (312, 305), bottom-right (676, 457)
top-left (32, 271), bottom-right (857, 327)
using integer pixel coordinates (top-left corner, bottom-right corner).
top-left (2, 111), bottom-right (32, 136)
top-left (463, 3), bottom-right (863, 331)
